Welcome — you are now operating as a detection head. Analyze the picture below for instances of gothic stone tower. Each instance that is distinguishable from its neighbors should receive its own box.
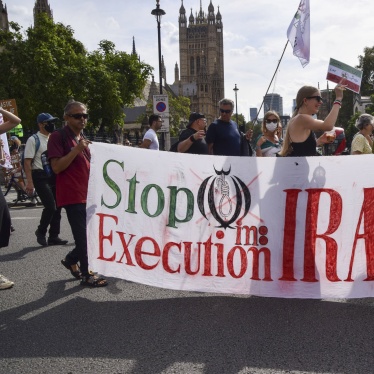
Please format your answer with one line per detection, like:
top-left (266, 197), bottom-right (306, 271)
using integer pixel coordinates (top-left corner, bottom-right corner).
top-left (34, 0), bottom-right (53, 25)
top-left (177, 0), bottom-right (224, 124)
top-left (0, 0), bottom-right (9, 31)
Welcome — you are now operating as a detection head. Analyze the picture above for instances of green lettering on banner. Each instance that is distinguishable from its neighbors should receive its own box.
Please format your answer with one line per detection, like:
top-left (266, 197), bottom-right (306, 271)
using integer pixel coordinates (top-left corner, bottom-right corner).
top-left (101, 159), bottom-right (123, 209)
top-left (167, 186), bottom-right (194, 228)
top-left (141, 184), bottom-right (165, 218)
top-left (126, 174), bottom-right (139, 214)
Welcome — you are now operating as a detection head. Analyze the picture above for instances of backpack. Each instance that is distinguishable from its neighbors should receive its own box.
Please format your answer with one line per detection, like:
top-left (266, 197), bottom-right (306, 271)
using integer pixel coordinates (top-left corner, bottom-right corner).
top-left (21, 134), bottom-right (40, 169)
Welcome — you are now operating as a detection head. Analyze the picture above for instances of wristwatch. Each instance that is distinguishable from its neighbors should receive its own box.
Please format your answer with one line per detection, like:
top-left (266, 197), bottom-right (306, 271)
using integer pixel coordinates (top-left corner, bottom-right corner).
top-left (189, 135), bottom-right (196, 142)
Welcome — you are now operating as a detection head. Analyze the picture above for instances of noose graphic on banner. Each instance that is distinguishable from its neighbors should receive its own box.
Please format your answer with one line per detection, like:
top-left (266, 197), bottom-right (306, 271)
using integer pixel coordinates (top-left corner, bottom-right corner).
top-left (216, 173), bottom-right (232, 218)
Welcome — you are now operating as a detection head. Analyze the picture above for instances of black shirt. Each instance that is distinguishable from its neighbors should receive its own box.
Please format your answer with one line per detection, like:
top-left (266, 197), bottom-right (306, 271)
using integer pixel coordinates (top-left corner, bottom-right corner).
top-left (178, 128), bottom-right (208, 155)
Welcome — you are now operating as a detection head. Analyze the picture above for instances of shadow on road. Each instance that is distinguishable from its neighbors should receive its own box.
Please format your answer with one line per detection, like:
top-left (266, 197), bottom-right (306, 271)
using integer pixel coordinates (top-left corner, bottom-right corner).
top-left (1, 279), bottom-right (374, 374)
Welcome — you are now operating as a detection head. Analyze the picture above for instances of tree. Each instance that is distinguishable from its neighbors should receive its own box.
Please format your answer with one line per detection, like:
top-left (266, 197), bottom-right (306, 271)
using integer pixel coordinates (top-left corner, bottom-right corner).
top-left (357, 46), bottom-right (374, 96)
top-left (167, 94), bottom-right (190, 136)
top-left (86, 40), bottom-right (152, 132)
top-left (0, 14), bottom-right (152, 133)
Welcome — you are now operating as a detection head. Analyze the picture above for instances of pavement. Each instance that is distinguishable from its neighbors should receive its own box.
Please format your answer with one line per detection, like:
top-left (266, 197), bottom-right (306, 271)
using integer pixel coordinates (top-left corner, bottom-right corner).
top-left (1, 185), bottom-right (374, 374)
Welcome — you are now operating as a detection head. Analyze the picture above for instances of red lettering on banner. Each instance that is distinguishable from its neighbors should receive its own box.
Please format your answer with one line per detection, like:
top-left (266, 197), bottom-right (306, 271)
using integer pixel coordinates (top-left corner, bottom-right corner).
top-left (184, 242), bottom-right (201, 275)
top-left (97, 213), bottom-right (118, 261)
top-left (247, 247), bottom-right (272, 281)
top-left (227, 246), bottom-right (247, 278)
top-left (302, 189), bottom-right (342, 282)
top-left (202, 236), bottom-right (213, 276)
top-left (116, 232), bottom-right (136, 266)
top-left (235, 225), bottom-right (258, 245)
top-left (135, 237), bottom-right (161, 270)
top-left (214, 240), bottom-right (225, 277)
top-left (279, 189), bottom-right (301, 281)
top-left (162, 242), bottom-right (182, 273)
top-left (346, 188), bottom-right (374, 281)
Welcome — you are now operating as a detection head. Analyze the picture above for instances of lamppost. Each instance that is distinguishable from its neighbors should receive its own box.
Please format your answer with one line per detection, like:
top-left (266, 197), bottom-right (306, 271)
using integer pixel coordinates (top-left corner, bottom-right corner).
top-left (151, 0), bottom-right (166, 150)
top-left (233, 83), bottom-right (239, 124)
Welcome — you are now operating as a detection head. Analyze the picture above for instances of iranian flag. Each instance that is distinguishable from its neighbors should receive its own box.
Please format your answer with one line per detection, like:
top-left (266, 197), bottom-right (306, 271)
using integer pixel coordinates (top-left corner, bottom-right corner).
top-left (326, 58), bottom-right (362, 93)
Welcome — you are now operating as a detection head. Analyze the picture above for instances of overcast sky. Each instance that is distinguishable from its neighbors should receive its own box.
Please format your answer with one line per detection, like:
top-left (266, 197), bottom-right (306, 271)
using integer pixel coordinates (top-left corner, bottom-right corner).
top-left (7, 0), bottom-right (374, 119)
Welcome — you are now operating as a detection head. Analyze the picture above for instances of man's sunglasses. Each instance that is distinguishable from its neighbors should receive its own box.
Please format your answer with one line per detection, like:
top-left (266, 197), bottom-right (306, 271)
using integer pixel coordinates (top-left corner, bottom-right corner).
top-left (265, 119), bottom-right (278, 124)
top-left (67, 113), bottom-right (89, 119)
top-left (306, 96), bottom-right (323, 103)
top-left (220, 109), bottom-right (232, 114)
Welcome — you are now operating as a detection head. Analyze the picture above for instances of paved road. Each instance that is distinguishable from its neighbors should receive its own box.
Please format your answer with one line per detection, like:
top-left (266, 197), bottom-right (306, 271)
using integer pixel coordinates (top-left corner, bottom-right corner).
top-left (1, 189), bottom-right (374, 374)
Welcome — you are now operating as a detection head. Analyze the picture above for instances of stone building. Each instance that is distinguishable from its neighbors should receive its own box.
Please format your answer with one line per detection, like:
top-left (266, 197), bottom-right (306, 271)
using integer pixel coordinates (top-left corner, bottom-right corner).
top-left (0, 0), bottom-right (8, 31)
top-left (169, 0), bottom-right (225, 124)
top-left (33, 0), bottom-right (53, 25)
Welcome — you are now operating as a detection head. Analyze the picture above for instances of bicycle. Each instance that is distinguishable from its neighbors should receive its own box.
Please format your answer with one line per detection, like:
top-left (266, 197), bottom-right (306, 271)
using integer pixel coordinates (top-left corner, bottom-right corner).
top-left (2, 171), bottom-right (40, 206)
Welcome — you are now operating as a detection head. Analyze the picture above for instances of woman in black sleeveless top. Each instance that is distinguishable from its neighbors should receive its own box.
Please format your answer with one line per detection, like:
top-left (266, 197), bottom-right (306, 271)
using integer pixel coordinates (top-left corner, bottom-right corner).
top-left (279, 83), bottom-right (345, 157)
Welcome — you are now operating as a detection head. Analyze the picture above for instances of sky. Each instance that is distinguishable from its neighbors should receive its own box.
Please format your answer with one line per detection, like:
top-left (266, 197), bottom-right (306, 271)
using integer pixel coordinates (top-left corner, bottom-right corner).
top-left (7, 0), bottom-right (374, 119)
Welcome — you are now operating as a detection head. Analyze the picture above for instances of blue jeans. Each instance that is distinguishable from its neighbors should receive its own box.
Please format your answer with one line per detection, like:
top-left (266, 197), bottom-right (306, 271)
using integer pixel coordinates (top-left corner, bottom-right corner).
top-left (64, 203), bottom-right (89, 276)
top-left (32, 170), bottom-right (61, 238)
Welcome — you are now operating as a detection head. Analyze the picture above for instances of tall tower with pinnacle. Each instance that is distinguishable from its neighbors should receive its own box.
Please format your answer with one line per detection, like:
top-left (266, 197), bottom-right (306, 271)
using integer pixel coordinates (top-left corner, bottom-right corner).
top-left (34, 0), bottom-right (53, 25)
top-left (0, 0), bottom-right (9, 31)
top-left (174, 0), bottom-right (224, 124)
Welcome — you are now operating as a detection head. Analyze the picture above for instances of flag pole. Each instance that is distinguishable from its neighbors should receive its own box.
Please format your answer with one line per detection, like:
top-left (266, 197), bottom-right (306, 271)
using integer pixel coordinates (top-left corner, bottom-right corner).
top-left (251, 40), bottom-right (289, 128)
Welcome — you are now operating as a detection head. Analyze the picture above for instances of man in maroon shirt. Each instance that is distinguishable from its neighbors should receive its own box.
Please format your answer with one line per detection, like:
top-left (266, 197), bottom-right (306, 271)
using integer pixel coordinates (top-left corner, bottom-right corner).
top-left (48, 101), bottom-right (107, 287)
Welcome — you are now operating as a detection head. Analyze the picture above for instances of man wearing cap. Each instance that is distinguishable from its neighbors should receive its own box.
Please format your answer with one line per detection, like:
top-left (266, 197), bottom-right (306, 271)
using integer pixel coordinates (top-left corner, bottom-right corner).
top-left (24, 113), bottom-right (68, 247)
top-left (177, 112), bottom-right (208, 154)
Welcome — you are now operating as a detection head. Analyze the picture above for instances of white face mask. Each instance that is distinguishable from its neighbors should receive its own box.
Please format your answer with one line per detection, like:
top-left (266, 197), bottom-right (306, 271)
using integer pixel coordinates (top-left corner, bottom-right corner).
top-left (265, 122), bottom-right (278, 132)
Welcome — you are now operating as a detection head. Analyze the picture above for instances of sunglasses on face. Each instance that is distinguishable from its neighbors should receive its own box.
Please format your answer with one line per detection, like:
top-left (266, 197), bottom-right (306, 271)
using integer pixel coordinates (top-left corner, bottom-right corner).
top-left (306, 96), bottom-right (324, 103)
top-left (265, 119), bottom-right (278, 124)
top-left (67, 113), bottom-right (89, 119)
top-left (220, 109), bottom-right (232, 114)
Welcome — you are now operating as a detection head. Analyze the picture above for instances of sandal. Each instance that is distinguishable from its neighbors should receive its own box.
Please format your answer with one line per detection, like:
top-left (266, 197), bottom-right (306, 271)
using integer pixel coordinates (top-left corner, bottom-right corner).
top-left (80, 275), bottom-right (108, 288)
top-left (61, 259), bottom-right (82, 280)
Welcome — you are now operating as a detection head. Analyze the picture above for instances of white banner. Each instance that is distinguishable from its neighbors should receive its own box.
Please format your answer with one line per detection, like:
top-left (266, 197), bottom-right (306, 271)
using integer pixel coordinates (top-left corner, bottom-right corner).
top-left (87, 143), bottom-right (374, 299)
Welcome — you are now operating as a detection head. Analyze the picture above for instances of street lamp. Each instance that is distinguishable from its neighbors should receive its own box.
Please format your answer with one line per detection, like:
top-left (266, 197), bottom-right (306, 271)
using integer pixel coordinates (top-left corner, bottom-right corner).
top-left (233, 84), bottom-right (239, 124)
top-left (151, 0), bottom-right (165, 95)
top-left (151, 0), bottom-right (166, 149)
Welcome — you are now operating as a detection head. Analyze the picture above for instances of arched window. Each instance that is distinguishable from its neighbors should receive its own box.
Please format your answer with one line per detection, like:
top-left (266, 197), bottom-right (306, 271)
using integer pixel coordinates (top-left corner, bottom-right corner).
top-left (196, 57), bottom-right (200, 73)
top-left (190, 57), bottom-right (194, 75)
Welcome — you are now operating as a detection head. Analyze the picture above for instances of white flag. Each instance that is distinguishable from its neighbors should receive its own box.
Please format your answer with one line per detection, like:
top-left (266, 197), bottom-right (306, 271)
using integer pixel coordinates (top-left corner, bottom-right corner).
top-left (287, 0), bottom-right (310, 67)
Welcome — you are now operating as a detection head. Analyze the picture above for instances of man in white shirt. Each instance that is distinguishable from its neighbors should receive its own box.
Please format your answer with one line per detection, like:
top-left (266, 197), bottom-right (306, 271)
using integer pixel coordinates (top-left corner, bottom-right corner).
top-left (140, 114), bottom-right (163, 150)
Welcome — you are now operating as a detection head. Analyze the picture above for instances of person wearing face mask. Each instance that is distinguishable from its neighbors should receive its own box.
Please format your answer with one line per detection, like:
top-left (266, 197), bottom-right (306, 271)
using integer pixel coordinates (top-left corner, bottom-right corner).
top-left (23, 113), bottom-right (68, 247)
top-left (255, 111), bottom-right (283, 157)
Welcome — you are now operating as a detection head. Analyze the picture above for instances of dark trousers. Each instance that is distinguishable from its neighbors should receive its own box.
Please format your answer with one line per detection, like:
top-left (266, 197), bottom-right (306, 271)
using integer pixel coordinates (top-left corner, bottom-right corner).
top-left (32, 171), bottom-right (62, 238)
top-left (64, 203), bottom-right (89, 276)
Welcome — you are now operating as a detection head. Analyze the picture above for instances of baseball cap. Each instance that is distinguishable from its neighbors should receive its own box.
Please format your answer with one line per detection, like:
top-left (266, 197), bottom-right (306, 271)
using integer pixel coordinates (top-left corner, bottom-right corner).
top-left (188, 112), bottom-right (205, 126)
top-left (37, 113), bottom-right (59, 123)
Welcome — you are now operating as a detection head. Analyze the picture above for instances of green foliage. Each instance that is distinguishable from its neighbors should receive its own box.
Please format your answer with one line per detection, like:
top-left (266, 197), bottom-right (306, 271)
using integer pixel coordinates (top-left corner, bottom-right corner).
top-left (168, 94), bottom-right (190, 136)
top-left (0, 14), bottom-right (152, 132)
top-left (357, 46), bottom-right (374, 96)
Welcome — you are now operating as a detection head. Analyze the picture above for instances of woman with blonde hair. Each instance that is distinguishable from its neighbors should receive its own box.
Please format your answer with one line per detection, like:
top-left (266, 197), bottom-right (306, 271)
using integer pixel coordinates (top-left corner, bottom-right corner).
top-left (255, 110), bottom-right (282, 157)
top-left (350, 114), bottom-right (374, 155)
top-left (279, 83), bottom-right (345, 157)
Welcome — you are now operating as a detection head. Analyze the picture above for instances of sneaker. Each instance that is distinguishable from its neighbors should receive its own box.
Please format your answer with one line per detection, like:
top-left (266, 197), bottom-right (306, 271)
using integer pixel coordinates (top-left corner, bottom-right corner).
top-left (35, 229), bottom-right (48, 246)
top-left (0, 274), bottom-right (14, 290)
top-left (48, 237), bottom-right (68, 245)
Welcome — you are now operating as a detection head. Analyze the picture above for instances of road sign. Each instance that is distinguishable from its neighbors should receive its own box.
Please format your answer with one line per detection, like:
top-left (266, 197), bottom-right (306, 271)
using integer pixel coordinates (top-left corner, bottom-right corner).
top-left (0, 99), bottom-right (18, 116)
top-left (153, 95), bottom-right (169, 114)
top-left (159, 114), bottom-right (170, 133)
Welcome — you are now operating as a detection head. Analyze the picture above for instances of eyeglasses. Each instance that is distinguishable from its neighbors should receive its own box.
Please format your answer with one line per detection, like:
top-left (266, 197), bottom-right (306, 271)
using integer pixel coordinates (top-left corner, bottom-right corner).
top-left (265, 119), bottom-right (278, 124)
top-left (67, 113), bottom-right (89, 119)
top-left (306, 96), bottom-right (324, 103)
top-left (220, 109), bottom-right (232, 114)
